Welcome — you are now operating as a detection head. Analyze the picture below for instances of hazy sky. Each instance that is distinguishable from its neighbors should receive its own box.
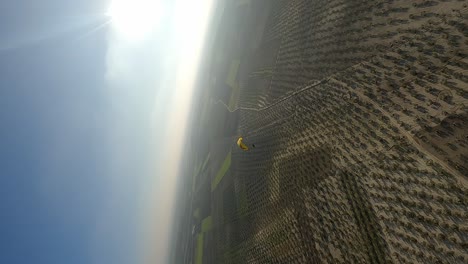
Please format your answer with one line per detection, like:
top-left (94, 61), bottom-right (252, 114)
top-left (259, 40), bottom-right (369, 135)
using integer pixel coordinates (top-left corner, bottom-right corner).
top-left (0, 0), bottom-right (215, 263)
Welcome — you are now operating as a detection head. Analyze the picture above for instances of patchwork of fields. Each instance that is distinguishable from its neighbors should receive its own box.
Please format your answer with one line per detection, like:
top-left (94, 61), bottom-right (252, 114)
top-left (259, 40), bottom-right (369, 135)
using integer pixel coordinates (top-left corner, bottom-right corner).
top-left (175, 0), bottom-right (468, 263)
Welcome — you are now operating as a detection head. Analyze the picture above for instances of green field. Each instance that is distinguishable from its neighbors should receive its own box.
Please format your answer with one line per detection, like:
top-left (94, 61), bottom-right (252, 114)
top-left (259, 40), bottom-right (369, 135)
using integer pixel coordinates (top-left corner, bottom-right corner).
top-left (211, 151), bottom-right (231, 191)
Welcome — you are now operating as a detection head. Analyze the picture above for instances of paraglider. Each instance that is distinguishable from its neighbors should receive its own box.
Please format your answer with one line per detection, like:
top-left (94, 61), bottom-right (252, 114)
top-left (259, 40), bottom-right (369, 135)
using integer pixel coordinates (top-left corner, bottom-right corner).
top-left (237, 137), bottom-right (254, 151)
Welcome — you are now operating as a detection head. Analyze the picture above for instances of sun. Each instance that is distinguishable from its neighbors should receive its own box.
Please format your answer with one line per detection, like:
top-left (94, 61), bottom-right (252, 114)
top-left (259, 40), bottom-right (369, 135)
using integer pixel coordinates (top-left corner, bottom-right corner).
top-left (107, 0), bottom-right (161, 40)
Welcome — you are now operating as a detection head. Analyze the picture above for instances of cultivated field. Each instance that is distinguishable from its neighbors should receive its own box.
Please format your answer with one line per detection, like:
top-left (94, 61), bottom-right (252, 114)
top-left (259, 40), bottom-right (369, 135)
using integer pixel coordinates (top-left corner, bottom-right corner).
top-left (176, 0), bottom-right (468, 263)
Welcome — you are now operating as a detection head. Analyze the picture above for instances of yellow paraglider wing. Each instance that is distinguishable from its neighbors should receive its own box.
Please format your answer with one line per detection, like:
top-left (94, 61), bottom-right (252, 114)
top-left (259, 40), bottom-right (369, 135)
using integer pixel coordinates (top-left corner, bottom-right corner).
top-left (237, 137), bottom-right (249, 151)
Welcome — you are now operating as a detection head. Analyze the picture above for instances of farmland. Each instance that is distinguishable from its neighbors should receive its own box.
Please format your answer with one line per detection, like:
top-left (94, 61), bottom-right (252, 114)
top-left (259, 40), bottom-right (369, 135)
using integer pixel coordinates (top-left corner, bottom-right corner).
top-left (173, 0), bottom-right (468, 263)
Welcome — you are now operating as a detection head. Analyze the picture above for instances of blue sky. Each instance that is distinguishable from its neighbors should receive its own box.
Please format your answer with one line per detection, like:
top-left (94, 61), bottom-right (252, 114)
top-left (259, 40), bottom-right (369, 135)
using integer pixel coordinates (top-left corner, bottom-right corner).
top-left (0, 1), bottom-right (135, 263)
top-left (0, 0), bottom-right (216, 263)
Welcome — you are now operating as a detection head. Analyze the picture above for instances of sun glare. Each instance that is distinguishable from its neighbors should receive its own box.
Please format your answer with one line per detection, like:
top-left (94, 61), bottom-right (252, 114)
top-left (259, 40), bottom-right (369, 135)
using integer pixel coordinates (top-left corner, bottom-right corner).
top-left (107, 0), bottom-right (161, 40)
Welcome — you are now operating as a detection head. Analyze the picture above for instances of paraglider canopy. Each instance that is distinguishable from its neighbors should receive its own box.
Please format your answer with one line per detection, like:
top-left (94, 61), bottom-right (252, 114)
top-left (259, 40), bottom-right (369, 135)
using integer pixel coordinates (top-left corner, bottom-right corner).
top-left (237, 137), bottom-right (249, 151)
